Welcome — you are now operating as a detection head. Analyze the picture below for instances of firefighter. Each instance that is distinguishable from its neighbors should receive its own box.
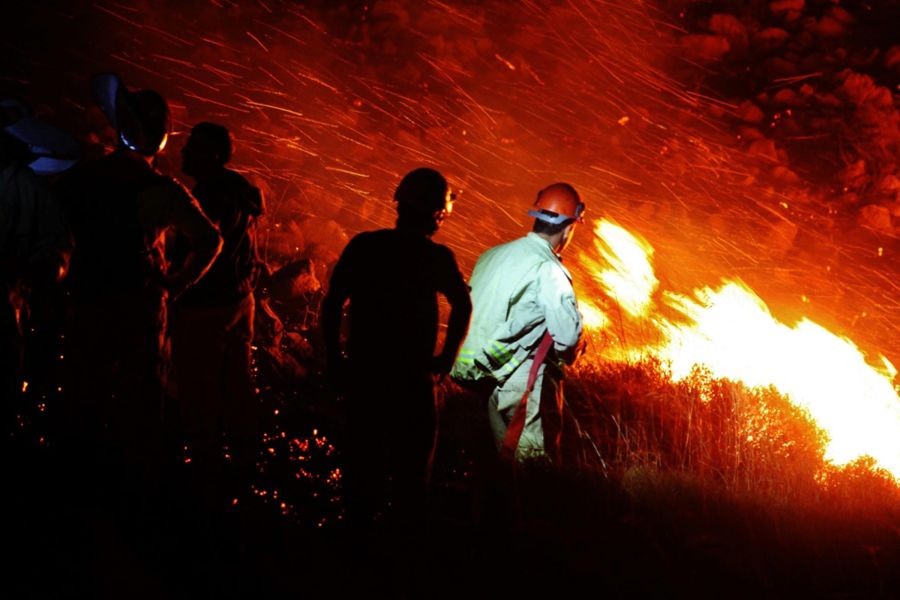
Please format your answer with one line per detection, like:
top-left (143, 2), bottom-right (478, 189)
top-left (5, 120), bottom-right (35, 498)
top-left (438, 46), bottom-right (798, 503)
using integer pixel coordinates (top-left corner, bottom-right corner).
top-left (452, 183), bottom-right (584, 462)
top-left (169, 121), bottom-right (264, 495)
top-left (321, 167), bottom-right (472, 532)
top-left (58, 74), bottom-right (221, 478)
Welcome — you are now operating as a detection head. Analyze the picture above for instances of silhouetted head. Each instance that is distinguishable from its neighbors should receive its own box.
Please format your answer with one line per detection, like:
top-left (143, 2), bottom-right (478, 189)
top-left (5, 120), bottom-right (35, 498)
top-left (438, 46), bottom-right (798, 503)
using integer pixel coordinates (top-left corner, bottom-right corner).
top-left (393, 167), bottom-right (455, 237)
top-left (92, 73), bottom-right (170, 158)
top-left (529, 182), bottom-right (584, 254)
top-left (182, 121), bottom-right (231, 179)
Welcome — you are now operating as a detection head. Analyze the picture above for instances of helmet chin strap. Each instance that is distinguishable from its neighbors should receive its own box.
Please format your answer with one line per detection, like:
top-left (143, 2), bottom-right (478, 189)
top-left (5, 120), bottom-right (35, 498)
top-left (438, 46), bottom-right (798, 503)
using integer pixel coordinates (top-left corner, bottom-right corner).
top-left (554, 223), bottom-right (575, 256)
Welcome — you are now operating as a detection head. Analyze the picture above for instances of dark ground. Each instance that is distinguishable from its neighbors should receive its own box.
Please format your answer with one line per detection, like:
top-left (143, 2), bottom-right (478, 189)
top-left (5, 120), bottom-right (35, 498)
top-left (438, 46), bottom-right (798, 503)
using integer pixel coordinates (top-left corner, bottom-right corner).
top-left (3, 382), bottom-right (899, 600)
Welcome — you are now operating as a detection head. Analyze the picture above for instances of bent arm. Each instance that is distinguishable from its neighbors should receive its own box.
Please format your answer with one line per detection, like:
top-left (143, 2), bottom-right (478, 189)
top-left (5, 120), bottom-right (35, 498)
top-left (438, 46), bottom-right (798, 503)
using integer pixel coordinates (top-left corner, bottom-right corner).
top-left (537, 262), bottom-right (582, 363)
top-left (143, 182), bottom-right (222, 299)
top-left (321, 240), bottom-right (356, 368)
top-left (434, 247), bottom-right (472, 375)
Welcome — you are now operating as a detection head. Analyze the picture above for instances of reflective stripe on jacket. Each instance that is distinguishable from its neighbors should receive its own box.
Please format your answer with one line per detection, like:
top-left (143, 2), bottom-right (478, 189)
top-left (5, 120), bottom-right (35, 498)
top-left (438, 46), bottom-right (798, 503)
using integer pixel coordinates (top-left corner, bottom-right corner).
top-left (452, 232), bottom-right (582, 385)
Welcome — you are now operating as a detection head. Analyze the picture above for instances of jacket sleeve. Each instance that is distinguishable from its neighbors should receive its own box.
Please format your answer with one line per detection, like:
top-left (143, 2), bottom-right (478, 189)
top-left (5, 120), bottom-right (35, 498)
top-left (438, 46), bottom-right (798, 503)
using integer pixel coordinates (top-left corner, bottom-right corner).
top-left (535, 260), bottom-right (582, 358)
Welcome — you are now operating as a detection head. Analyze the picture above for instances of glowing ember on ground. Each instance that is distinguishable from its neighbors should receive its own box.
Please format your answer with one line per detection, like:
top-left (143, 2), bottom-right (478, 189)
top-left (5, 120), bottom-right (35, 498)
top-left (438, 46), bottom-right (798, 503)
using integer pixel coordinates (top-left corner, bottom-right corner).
top-left (578, 219), bottom-right (900, 479)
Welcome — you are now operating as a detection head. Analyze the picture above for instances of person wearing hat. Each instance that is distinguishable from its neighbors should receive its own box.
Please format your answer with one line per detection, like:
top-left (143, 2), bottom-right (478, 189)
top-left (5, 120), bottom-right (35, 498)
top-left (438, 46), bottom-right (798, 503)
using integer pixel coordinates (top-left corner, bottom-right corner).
top-left (0, 99), bottom-right (76, 440)
top-left (321, 167), bottom-right (472, 533)
top-left (57, 74), bottom-right (221, 477)
top-left (452, 183), bottom-right (585, 463)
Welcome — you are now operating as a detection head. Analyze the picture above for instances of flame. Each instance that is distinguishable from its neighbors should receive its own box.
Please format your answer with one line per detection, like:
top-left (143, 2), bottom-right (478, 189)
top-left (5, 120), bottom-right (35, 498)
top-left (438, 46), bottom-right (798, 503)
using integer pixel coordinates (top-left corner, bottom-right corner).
top-left (579, 302), bottom-right (611, 330)
top-left (579, 219), bottom-right (900, 479)
top-left (586, 220), bottom-right (658, 319)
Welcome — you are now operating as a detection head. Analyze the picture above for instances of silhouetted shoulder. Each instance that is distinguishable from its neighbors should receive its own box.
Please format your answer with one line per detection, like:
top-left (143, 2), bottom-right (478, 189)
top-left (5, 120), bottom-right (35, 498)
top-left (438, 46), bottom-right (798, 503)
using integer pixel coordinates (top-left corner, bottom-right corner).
top-left (430, 241), bottom-right (463, 273)
top-left (431, 241), bottom-right (468, 298)
top-left (339, 228), bottom-right (386, 259)
top-left (431, 241), bottom-right (460, 266)
top-left (195, 169), bottom-right (264, 218)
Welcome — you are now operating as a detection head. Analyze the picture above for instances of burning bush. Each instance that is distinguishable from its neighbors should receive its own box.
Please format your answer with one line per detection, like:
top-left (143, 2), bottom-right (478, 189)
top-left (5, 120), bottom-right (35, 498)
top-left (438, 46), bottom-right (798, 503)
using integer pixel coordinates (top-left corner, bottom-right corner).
top-left (565, 358), bottom-right (828, 502)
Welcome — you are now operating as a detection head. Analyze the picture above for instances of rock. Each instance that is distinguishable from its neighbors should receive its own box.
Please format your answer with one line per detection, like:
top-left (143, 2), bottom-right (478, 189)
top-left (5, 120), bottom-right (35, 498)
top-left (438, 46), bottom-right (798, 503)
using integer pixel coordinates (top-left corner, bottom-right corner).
top-left (838, 159), bottom-right (867, 189)
top-left (371, 1), bottom-right (411, 26)
top-left (772, 88), bottom-right (800, 105)
top-left (749, 138), bottom-right (779, 162)
top-left (789, 30), bottom-right (816, 52)
top-left (753, 27), bottom-right (790, 51)
top-left (828, 6), bottom-right (855, 25)
top-left (680, 34), bottom-right (731, 62)
top-left (709, 14), bottom-right (748, 51)
top-left (885, 46), bottom-right (900, 71)
top-left (858, 204), bottom-right (893, 232)
top-left (783, 9), bottom-right (803, 23)
top-left (773, 165), bottom-right (801, 184)
top-left (836, 191), bottom-right (861, 208)
top-left (738, 126), bottom-right (765, 140)
top-left (763, 57), bottom-right (798, 76)
top-left (738, 100), bottom-right (765, 123)
top-left (769, 0), bottom-right (804, 15)
top-left (876, 174), bottom-right (900, 197)
top-left (839, 71), bottom-right (893, 106)
top-left (805, 15), bottom-right (847, 37)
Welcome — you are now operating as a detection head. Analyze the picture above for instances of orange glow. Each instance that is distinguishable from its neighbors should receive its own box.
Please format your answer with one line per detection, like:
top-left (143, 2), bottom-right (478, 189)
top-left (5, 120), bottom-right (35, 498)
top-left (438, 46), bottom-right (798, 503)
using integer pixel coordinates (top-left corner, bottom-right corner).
top-left (578, 220), bottom-right (900, 480)
top-left (585, 219), bottom-right (658, 319)
top-left (579, 301), bottom-right (610, 330)
top-left (657, 282), bottom-right (900, 476)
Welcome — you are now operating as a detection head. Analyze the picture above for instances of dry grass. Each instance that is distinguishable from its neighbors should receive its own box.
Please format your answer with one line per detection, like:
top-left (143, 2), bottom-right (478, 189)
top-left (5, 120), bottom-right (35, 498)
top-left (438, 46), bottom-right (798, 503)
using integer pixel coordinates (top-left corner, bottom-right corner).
top-left (560, 357), bottom-right (899, 510)
top-left (435, 356), bottom-right (900, 596)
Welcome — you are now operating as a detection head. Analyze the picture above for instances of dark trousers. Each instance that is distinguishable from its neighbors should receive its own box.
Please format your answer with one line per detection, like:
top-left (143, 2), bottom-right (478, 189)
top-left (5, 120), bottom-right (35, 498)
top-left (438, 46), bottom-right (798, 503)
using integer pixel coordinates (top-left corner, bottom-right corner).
top-left (343, 368), bottom-right (437, 533)
top-left (62, 293), bottom-right (166, 468)
top-left (60, 292), bottom-right (167, 528)
top-left (169, 294), bottom-right (257, 470)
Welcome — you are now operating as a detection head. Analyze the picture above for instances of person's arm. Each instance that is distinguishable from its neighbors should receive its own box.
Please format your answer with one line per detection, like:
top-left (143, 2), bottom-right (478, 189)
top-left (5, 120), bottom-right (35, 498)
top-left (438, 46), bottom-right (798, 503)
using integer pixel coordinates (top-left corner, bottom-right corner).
top-left (433, 246), bottom-right (472, 378)
top-left (321, 237), bottom-right (357, 382)
top-left (536, 261), bottom-right (583, 364)
top-left (142, 181), bottom-right (222, 300)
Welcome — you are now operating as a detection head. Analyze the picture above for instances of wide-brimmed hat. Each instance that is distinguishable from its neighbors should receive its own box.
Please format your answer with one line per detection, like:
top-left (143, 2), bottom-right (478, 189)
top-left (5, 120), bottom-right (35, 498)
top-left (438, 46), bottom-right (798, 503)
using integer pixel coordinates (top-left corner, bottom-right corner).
top-left (91, 72), bottom-right (170, 156)
top-left (1, 99), bottom-right (79, 175)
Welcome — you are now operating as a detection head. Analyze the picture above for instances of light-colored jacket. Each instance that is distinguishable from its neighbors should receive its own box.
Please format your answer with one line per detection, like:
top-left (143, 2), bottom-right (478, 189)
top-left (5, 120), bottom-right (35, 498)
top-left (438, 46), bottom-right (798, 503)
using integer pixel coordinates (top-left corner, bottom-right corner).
top-left (452, 232), bottom-right (582, 385)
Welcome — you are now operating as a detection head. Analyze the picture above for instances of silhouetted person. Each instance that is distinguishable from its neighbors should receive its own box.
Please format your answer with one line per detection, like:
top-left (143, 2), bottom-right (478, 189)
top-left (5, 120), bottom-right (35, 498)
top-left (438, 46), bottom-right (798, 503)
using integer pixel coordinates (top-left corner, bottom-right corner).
top-left (322, 168), bottom-right (472, 535)
top-left (57, 74), bottom-right (221, 485)
top-left (169, 121), bottom-right (264, 499)
top-left (0, 99), bottom-right (74, 444)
